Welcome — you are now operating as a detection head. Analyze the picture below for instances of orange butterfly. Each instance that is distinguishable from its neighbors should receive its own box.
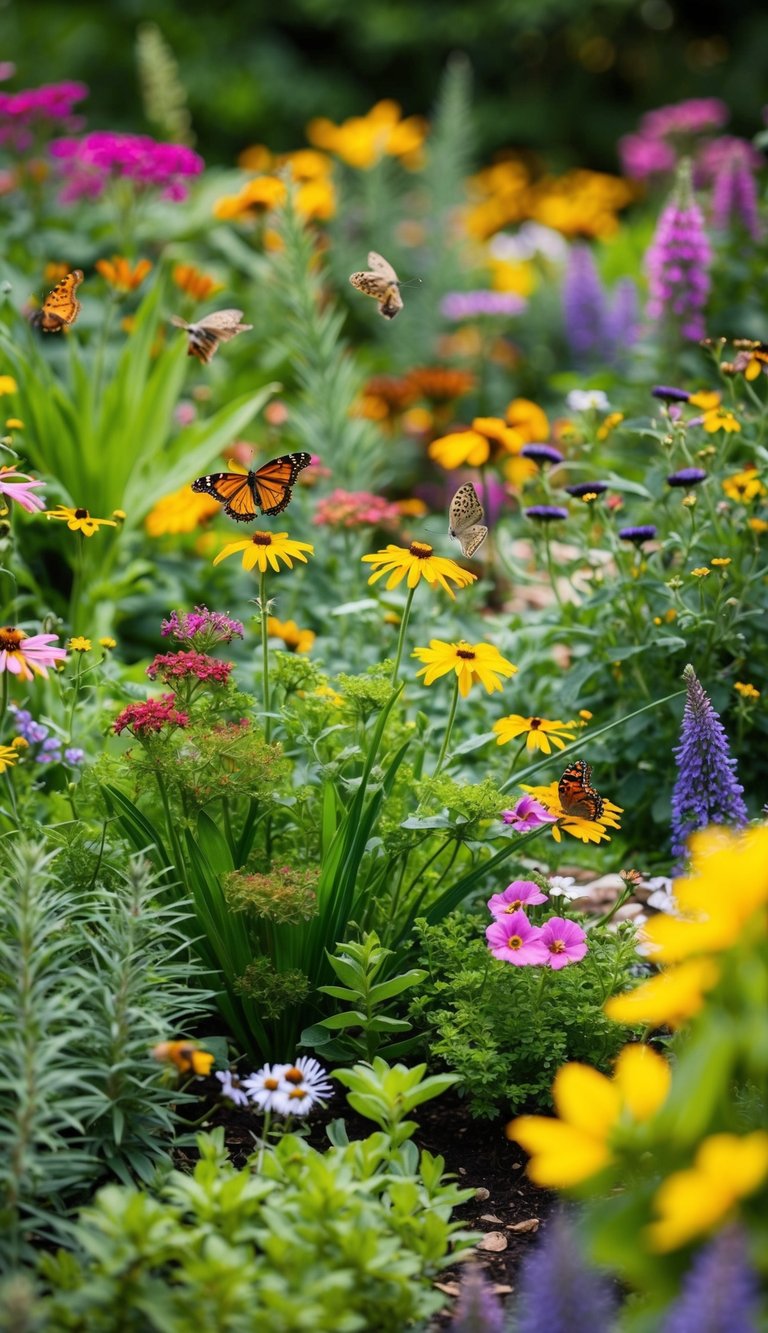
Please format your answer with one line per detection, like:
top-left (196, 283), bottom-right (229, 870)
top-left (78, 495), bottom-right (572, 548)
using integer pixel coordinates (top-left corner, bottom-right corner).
top-left (35, 269), bottom-right (84, 333)
top-left (191, 452), bottom-right (312, 521)
top-left (170, 309), bottom-right (253, 364)
top-left (558, 760), bottom-right (604, 822)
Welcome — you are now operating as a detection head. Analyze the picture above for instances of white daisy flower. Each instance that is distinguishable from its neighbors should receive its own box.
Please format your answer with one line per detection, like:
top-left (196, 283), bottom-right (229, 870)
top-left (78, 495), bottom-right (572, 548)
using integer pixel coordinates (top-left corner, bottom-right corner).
top-left (271, 1057), bottom-right (334, 1118)
top-left (547, 875), bottom-right (590, 900)
top-left (243, 1063), bottom-right (289, 1112)
top-left (566, 389), bottom-right (611, 413)
top-left (646, 881), bottom-right (679, 915)
top-left (215, 1069), bottom-right (250, 1108)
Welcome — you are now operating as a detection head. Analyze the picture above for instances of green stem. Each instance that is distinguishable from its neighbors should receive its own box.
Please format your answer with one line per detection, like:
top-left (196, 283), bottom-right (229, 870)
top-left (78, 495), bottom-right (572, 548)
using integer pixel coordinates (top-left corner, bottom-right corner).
top-left (432, 674), bottom-right (460, 777)
top-left (260, 569), bottom-right (271, 743)
top-left (543, 530), bottom-right (565, 609)
top-left (390, 584), bottom-right (416, 686)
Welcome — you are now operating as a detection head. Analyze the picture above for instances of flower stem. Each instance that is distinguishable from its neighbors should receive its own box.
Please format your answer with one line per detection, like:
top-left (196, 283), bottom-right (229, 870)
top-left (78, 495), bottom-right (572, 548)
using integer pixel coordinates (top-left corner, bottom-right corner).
top-left (432, 674), bottom-right (460, 777)
top-left (260, 569), bottom-right (271, 743)
top-left (390, 583), bottom-right (416, 686)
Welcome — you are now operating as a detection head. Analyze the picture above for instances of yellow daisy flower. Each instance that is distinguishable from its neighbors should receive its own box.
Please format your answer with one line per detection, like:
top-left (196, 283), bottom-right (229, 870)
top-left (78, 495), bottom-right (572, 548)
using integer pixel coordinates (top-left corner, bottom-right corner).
top-left (647, 1132), bottom-right (768, 1253)
top-left (690, 567), bottom-right (710, 578)
top-left (493, 714), bottom-right (576, 754)
top-left (99, 637), bottom-right (117, 650)
top-left (412, 638), bottom-right (518, 697)
top-left (428, 416), bottom-right (523, 470)
top-left (362, 541), bottom-right (476, 599)
top-left (734, 681), bottom-right (760, 700)
top-left (0, 743), bottom-right (19, 774)
top-left (702, 406), bottom-right (741, 434)
top-left (267, 616), bottom-right (315, 653)
top-left (47, 506), bottom-right (118, 537)
top-left (722, 469), bottom-right (766, 503)
top-left (0, 376), bottom-right (18, 396)
top-left (520, 779), bottom-right (622, 844)
top-left (145, 484), bottom-right (221, 537)
top-left (213, 530), bottom-right (314, 574)
top-left (67, 636), bottom-right (92, 652)
top-left (505, 397), bottom-right (550, 442)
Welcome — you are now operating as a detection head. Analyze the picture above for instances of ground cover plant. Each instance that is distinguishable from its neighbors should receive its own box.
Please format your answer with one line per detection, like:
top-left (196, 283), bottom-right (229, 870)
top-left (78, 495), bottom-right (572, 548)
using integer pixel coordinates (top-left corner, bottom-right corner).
top-left (0, 42), bottom-right (766, 1332)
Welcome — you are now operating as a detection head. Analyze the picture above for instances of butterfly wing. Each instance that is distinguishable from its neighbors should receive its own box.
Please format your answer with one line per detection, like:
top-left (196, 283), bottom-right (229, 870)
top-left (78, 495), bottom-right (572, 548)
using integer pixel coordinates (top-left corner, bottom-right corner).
top-left (350, 253), bottom-right (403, 320)
top-left (449, 482), bottom-right (485, 537)
top-left (252, 452), bottom-right (312, 515)
top-left (367, 252), bottom-right (399, 282)
top-left (457, 524), bottom-right (489, 558)
top-left (40, 270), bottom-right (83, 333)
top-left (558, 760), bottom-right (604, 821)
top-left (194, 309), bottom-right (253, 341)
top-left (191, 472), bottom-right (258, 522)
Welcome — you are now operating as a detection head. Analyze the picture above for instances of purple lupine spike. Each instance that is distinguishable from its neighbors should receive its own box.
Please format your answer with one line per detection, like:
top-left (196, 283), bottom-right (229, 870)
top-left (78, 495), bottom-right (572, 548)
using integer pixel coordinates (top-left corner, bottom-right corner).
top-left (661, 1227), bottom-right (760, 1333)
top-left (670, 664), bottom-right (748, 865)
top-left (712, 157), bottom-right (738, 234)
top-left (450, 1265), bottom-right (505, 1332)
top-left (731, 155), bottom-right (761, 241)
top-left (645, 159), bottom-right (712, 341)
top-left (562, 245), bottom-right (609, 366)
top-left (605, 277), bottom-right (639, 353)
top-left (513, 1214), bottom-right (616, 1333)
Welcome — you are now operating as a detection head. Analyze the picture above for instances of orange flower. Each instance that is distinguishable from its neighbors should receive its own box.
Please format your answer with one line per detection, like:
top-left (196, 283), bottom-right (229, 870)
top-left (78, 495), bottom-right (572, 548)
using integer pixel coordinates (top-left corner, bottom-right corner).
top-left (95, 256), bottom-right (153, 292)
top-left (151, 1041), bottom-right (214, 1077)
top-left (172, 263), bottom-right (224, 302)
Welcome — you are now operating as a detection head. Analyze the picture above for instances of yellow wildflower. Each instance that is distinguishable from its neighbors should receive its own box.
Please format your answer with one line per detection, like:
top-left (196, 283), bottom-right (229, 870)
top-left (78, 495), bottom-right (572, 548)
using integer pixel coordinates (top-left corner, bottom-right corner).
top-left (0, 376), bottom-right (18, 396)
top-left (172, 263), bottom-right (223, 302)
top-left (647, 1132), bottom-right (768, 1252)
top-left (67, 636), bottom-right (92, 652)
top-left (702, 406), bottom-right (741, 434)
top-left (213, 530), bottom-right (313, 575)
top-left (47, 506), bottom-right (118, 537)
top-left (520, 779), bottom-right (622, 845)
top-left (493, 714), bottom-right (576, 754)
top-left (688, 390), bottom-right (721, 410)
top-left (722, 469), bottom-right (766, 503)
top-left (710, 557), bottom-right (731, 567)
top-left (145, 484), bottom-right (220, 537)
top-left (95, 256), bottom-right (152, 292)
top-left (0, 743), bottom-right (19, 773)
top-left (306, 100), bottom-right (427, 170)
top-left (362, 541), bottom-right (476, 600)
top-left (605, 956), bottom-right (720, 1028)
top-left (99, 637), bottom-right (117, 650)
top-left (734, 681), bottom-right (760, 700)
top-left (690, 567), bottom-right (710, 578)
top-left (413, 638), bottom-right (517, 697)
top-left (267, 617), bottom-right (315, 654)
top-left (151, 1041), bottom-right (214, 1077)
top-left (597, 411), bottom-right (624, 440)
top-left (428, 417), bottom-right (523, 470)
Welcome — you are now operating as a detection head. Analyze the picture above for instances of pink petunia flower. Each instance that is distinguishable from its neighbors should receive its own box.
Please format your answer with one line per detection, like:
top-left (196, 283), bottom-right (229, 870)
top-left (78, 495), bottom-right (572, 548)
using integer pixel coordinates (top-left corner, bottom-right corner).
top-left (539, 917), bottom-right (588, 970)
top-left (501, 794), bottom-right (558, 831)
top-left (0, 466), bottom-right (46, 514)
top-left (487, 880), bottom-right (548, 918)
top-left (0, 626), bottom-right (66, 680)
top-left (485, 909), bottom-right (548, 966)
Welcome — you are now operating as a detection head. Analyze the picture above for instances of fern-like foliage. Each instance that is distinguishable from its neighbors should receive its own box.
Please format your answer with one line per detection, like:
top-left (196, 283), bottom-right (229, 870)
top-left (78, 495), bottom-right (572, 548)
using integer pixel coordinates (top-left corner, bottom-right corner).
top-left (136, 22), bottom-right (195, 145)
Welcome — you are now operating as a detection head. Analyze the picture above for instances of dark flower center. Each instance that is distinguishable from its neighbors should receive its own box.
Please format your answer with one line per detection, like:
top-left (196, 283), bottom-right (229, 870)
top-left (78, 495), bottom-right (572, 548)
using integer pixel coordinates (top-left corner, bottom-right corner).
top-left (456, 647), bottom-right (476, 660)
top-left (252, 531), bottom-right (273, 546)
top-left (74, 508), bottom-right (89, 519)
top-left (550, 940), bottom-right (565, 954)
top-left (0, 626), bottom-right (24, 650)
top-left (530, 717), bottom-right (542, 729)
top-left (505, 900), bottom-right (523, 912)
top-left (508, 934), bottom-right (523, 949)
top-left (410, 541), bottom-right (433, 559)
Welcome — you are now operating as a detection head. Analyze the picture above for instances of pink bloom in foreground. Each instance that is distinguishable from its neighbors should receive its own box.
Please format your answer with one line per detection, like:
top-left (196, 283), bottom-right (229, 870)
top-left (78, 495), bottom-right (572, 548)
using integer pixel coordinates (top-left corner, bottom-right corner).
top-left (501, 794), bottom-right (558, 831)
top-left (539, 917), bottom-right (588, 970)
top-left (0, 466), bottom-right (47, 514)
top-left (487, 880), bottom-right (548, 918)
top-left (485, 910), bottom-right (548, 966)
top-left (113, 693), bottom-right (189, 738)
top-left (0, 627), bottom-right (66, 680)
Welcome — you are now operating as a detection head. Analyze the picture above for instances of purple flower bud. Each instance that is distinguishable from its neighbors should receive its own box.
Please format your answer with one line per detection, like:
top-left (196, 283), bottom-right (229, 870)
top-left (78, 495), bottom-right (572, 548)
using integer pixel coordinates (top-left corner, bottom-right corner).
top-left (565, 481), bottom-right (609, 497)
top-left (450, 1266), bottom-right (505, 1332)
top-left (652, 386), bottom-right (691, 402)
top-left (64, 747), bottom-right (85, 765)
top-left (521, 443), bottom-right (564, 465)
top-left (525, 505), bottom-right (569, 523)
top-left (618, 525), bottom-right (657, 546)
top-left (671, 664), bottom-right (748, 866)
top-left (667, 468), bottom-right (707, 487)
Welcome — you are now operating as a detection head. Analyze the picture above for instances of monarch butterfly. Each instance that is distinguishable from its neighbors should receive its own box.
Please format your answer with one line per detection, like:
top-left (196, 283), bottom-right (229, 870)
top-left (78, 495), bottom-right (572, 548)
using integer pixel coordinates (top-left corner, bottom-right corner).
top-left (191, 452), bottom-right (312, 521)
top-left (170, 309), bottom-right (253, 364)
top-left (349, 252), bottom-right (403, 320)
top-left (448, 482), bottom-right (488, 558)
top-left (35, 269), bottom-right (84, 333)
top-left (558, 760), bottom-right (604, 822)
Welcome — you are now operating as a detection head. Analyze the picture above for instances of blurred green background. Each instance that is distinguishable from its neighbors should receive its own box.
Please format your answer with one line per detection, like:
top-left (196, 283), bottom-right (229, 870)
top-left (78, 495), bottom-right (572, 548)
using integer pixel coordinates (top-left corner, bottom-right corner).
top-left (3, 0), bottom-right (766, 167)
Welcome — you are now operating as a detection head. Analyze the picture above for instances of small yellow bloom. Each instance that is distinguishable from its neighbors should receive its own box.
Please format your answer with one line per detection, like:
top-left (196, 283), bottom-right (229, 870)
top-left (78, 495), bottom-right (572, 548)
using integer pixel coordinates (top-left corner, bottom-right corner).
top-left (690, 567), bottom-right (710, 578)
top-left (362, 541), bottom-right (476, 599)
top-left (710, 557), bottom-right (731, 566)
top-left (647, 1132), bottom-right (768, 1252)
top-left (605, 956), bottom-right (720, 1028)
top-left (11, 736), bottom-right (29, 750)
top-left (395, 497), bottom-right (429, 518)
top-left (0, 743), bottom-right (19, 773)
top-left (597, 411), bottom-right (624, 441)
top-left (112, 510), bottom-right (126, 522)
top-left (520, 779), bottom-right (622, 845)
top-left (734, 681), bottom-right (760, 700)
top-left (95, 256), bottom-right (152, 292)
top-left (748, 516), bottom-right (768, 534)
top-left (67, 636), bottom-right (92, 652)
top-left (213, 530), bottom-right (314, 575)
top-left (0, 376), bottom-right (18, 396)
top-left (151, 1041), bottom-right (214, 1077)
top-left (306, 100), bottom-right (427, 171)
top-left (505, 397), bottom-right (549, 443)
top-left (681, 494), bottom-right (696, 508)
top-left (413, 638), bottom-right (517, 698)
top-left (314, 683), bottom-right (343, 708)
top-left (99, 637), bottom-right (117, 650)
top-left (493, 714), bottom-right (576, 754)
top-left (722, 468), bottom-right (766, 503)
top-left (703, 406), bottom-right (740, 434)
top-left (578, 708), bottom-right (593, 721)
top-left (507, 1044), bottom-right (671, 1189)
top-left (213, 174), bottom-right (287, 222)
top-left (145, 484), bottom-right (220, 537)
top-left (267, 616), bottom-right (315, 653)
top-left (172, 263), bottom-right (223, 302)
top-left (47, 506), bottom-right (118, 537)
top-left (5, 418), bottom-right (23, 430)
top-left (688, 390), bottom-right (721, 411)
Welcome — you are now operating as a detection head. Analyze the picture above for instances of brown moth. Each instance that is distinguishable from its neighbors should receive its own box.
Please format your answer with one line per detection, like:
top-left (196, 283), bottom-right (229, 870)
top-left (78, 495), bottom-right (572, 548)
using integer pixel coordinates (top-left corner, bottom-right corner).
top-left (349, 251), bottom-right (403, 320)
top-left (170, 308), bottom-right (253, 364)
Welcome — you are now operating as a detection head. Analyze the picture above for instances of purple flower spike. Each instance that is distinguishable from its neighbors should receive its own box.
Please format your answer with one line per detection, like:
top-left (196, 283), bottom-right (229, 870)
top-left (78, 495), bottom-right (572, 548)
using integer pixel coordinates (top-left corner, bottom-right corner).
top-left (619, 525), bottom-right (657, 546)
top-left (521, 443), bottom-right (564, 465)
top-left (501, 794), bottom-right (558, 831)
top-left (565, 481), bottom-right (608, 497)
top-left (661, 1226), bottom-right (759, 1333)
top-left (652, 386), bottom-right (691, 402)
top-left (514, 1213), bottom-right (616, 1333)
top-left (671, 664), bottom-right (748, 865)
top-left (667, 468), bottom-right (707, 487)
top-left (450, 1265), bottom-right (505, 1333)
top-left (645, 159), bottom-right (712, 341)
top-left (525, 505), bottom-right (569, 523)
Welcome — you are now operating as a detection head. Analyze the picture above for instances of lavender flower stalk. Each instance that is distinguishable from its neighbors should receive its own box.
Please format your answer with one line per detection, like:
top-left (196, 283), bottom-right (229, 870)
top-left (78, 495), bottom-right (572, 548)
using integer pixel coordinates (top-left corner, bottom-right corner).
top-left (513, 1213), bottom-right (615, 1333)
top-left (450, 1266), bottom-right (505, 1332)
top-left (645, 159), bottom-right (712, 341)
top-left (661, 1227), bottom-right (759, 1333)
top-left (562, 245), bottom-right (608, 366)
top-left (671, 664), bottom-right (748, 864)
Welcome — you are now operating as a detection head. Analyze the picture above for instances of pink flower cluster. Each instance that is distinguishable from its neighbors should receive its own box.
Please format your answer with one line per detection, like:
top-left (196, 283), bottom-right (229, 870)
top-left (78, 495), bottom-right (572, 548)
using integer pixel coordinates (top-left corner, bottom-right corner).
top-left (0, 81), bottom-right (87, 151)
top-left (113, 693), bottom-right (189, 738)
top-left (146, 651), bottom-right (233, 685)
top-left (697, 136), bottom-right (762, 239)
top-left (312, 488), bottom-right (402, 530)
top-left (619, 98), bottom-right (728, 181)
top-left (50, 131), bottom-right (204, 203)
top-left (646, 165), bottom-right (712, 341)
top-left (485, 879), bottom-right (587, 970)
top-left (161, 606), bottom-right (244, 650)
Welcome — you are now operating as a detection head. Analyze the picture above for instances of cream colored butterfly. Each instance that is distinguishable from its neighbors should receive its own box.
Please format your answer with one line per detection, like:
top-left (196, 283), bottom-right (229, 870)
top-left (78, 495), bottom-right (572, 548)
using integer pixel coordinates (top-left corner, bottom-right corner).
top-left (349, 251), bottom-right (403, 320)
top-left (449, 482), bottom-right (488, 558)
top-left (170, 309), bottom-right (253, 364)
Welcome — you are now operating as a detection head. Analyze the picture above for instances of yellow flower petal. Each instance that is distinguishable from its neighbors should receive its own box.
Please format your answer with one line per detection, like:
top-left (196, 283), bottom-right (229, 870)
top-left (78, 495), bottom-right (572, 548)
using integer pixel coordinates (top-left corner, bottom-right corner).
top-left (612, 1044), bottom-right (671, 1122)
top-left (552, 1062), bottom-right (621, 1137)
top-left (506, 1116), bottom-right (613, 1188)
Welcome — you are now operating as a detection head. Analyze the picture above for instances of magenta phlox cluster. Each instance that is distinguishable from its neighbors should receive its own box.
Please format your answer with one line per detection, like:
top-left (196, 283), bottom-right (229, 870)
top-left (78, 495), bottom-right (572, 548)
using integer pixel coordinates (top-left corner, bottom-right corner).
top-left (620, 98), bottom-right (729, 181)
top-left (485, 878), bottom-right (588, 970)
top-left (0, 81), bottom-right (87, 151)
top-left (50, 130), bottom-right (204, 202)
top-left (160, 606), bottom-right (244, 649)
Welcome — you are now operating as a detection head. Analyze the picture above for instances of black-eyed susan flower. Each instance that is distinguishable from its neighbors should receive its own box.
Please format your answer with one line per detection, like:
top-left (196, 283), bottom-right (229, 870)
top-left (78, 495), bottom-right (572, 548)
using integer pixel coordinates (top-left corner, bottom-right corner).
top-left (47, 505), bottom-right (118, 537)
top-left (0, 743), bottom-right (19, 773)
top-left (428, 417), bottom-right (523, 470)
top-left (520, 779), bottom-right (622, 844)
top-left (493, 714), bottom-right (576, 754)
top-left (702, 405), bottom-right (741, 434)
top-left (95, 256), bottom-right (152, 292)
top-left (267, 616), bottom-right (315, 653)
top-left (413, 638), bottom-right (517, 697)
top-left (213, 531), bottom-right (314, 574)
top-left (722, 468), bottom-right (766, 503)
top-left (362, 541), bottom-right (475, 599)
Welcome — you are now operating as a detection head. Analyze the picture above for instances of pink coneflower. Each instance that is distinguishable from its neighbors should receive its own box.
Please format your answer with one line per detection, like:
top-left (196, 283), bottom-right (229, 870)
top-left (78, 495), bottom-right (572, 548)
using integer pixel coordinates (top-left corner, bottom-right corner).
top-left (0, 627), bottom-right (66, 680)
top-left (486, 909), bottom-right (548, 966)
top-left (501, 794), bottom-right (558, 831)
top-left (538, 917), bottom-right (588, 969)
top-left (0, 466), bottom-right (46, 513)
top-left (487, 880), bottom-right (548, 917)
